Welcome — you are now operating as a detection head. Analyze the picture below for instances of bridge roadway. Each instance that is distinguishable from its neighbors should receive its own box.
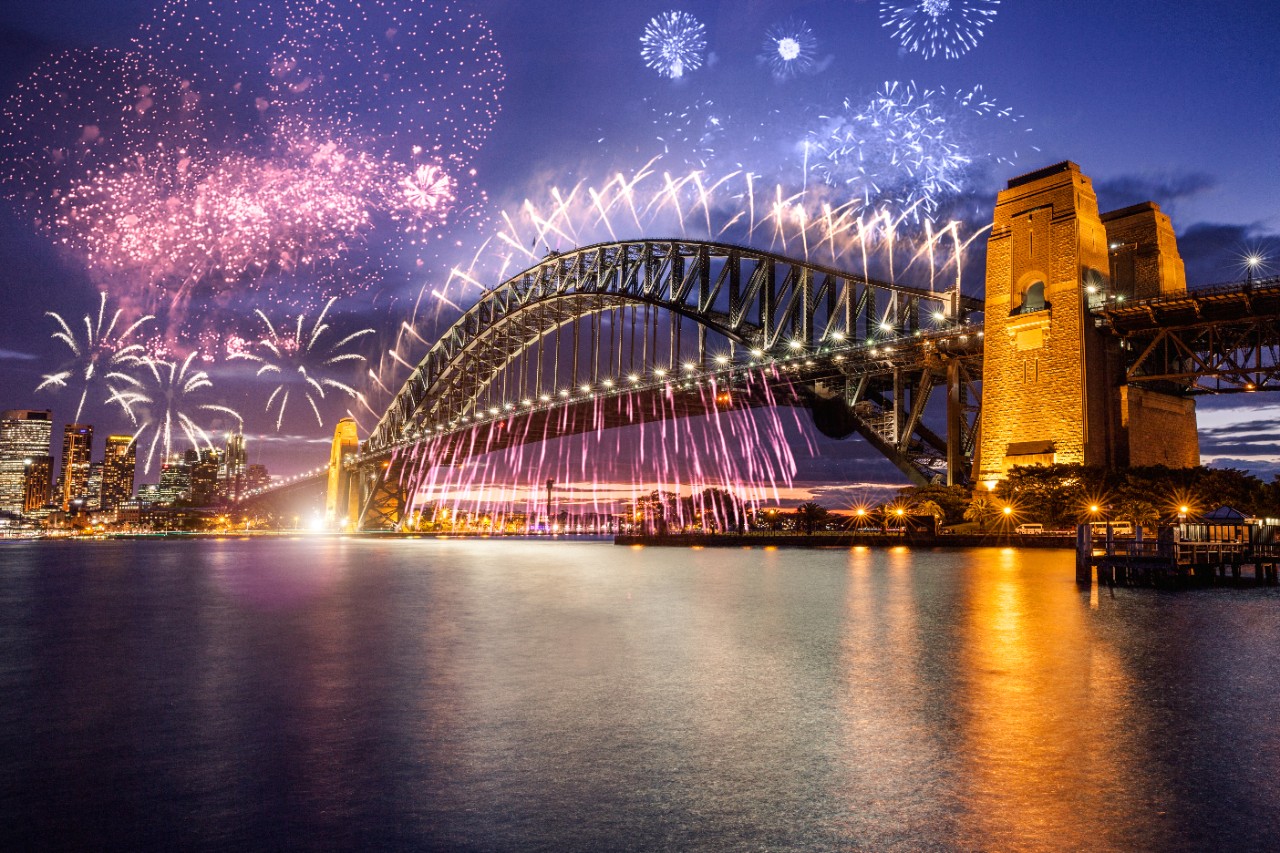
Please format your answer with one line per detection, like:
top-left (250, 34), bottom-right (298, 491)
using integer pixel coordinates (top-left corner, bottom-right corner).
top-left (235, 250), bottom-right (1280, 527)
top-left (235, 320), bottom-right (987, 513)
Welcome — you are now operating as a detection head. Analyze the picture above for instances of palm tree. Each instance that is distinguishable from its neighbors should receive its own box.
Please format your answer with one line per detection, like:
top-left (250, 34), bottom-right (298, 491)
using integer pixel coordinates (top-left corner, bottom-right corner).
top-left (794, 501), bottom-right (830, 535)
top-left (964, 494), bottom-right (996, 532)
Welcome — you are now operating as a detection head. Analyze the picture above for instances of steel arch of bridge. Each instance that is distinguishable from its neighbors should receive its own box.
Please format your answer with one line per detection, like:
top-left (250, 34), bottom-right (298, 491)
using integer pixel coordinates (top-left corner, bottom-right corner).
top-left (369, 239), bottom-right (981, 453)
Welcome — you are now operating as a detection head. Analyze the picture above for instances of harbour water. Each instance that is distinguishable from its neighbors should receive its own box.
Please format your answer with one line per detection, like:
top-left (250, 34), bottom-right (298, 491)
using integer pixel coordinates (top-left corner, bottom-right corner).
top-left (2, 539), bottom-right (1279, 851)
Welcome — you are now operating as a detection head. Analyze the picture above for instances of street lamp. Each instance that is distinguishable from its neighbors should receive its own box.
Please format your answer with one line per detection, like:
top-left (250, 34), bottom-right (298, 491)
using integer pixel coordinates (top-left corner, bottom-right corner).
top-left (1246, 253), bottom-right (1264, 285)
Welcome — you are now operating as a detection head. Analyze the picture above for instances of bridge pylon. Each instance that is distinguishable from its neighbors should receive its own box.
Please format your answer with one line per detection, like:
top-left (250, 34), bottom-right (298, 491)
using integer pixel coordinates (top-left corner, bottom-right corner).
top-left (325, 418), bottom-right (361, 531)
top-left (976, 161), bottom-right (1199, 485)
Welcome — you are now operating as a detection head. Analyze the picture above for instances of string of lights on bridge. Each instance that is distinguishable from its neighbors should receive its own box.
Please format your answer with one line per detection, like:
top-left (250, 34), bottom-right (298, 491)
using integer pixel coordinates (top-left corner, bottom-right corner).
top-left (235, 314), bottom-right (985, 502)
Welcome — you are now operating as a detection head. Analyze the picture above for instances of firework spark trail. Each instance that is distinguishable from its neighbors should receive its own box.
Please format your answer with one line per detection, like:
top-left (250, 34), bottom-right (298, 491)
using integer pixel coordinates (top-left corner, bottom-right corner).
top-left (56, 119), bottom-right (398, 323)
top-left (880, 0), bottom-right (1002, 60)
top-left (36, 292), bottom-right (155, 423)
top-left (141, 0), bottom-right (505, 155)
top-left (641, 11), bottom-right (708, 80)
top-left (4, 2), bottom-right (505, 355)
top-left (230, 298), bottom-right (372, 430)
top-left (761, 19), bottom-right (819, 80)
top-left (105, 353), bottom-right (242, 472)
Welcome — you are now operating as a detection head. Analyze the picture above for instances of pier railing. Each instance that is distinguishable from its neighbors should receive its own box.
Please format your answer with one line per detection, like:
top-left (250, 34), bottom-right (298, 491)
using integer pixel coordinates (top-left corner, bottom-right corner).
top-left (1076, 525), bottom-right (1280, 588)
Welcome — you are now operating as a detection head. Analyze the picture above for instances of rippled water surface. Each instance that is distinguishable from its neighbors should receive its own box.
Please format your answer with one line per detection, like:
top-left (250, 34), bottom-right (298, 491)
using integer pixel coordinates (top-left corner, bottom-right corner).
top-left (2, 539), bottom-right (1280, 851)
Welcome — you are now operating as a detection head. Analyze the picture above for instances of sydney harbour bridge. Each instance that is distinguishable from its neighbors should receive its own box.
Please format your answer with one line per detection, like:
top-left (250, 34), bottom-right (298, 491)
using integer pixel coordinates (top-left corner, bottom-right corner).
top-left (239, 162), bottom-right (1280, 531)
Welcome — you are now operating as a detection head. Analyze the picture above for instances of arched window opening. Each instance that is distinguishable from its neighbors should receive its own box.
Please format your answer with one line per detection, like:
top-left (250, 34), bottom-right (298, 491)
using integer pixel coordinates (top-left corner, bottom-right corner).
top-left (1013, 280), bottom-right (1048, 315)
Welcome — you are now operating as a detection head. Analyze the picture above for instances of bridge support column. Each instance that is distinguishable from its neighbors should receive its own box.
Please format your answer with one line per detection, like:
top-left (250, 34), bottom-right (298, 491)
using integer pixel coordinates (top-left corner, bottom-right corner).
top-left (946, 358), bottom-right (964, 487)
top-left (358, 462), bottom-right (406, 532)
top-left (325, 418), bottom-right (360, 531)
top-left (976, 161), bottom-right (1197, 484)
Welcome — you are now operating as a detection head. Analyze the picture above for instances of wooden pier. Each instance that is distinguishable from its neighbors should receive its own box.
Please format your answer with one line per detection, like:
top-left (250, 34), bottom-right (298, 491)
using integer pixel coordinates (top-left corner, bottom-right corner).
top-left (1076, 525), bottom-right (1280, 589)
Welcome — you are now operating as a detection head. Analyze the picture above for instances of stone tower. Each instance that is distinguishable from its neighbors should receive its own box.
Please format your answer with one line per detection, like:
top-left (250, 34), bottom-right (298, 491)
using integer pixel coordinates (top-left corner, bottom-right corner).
top-left (976, 162), bottom-right (1199, 485)
top-left (325, 417), bottom-right (360, 529)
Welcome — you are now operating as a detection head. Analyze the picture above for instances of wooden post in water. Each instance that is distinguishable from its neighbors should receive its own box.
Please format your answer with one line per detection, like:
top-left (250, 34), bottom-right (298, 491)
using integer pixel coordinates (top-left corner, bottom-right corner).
top-left (1076, 524), bottom-right (1092, 585)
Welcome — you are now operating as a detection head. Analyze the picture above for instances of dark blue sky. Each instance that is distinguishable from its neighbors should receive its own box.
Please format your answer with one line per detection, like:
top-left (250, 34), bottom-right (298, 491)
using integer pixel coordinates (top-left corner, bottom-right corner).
top-left (1, 0), bottom-right (1277, 486)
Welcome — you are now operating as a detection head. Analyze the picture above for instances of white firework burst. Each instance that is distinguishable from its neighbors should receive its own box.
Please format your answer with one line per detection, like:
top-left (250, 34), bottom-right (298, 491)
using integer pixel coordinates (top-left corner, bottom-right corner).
top-left (641, 11), bottom-right (707, 80)
top-left (808, 81), bottom-right (1027, 221)
top-left (105, 353), bottom-right (242, 473)
top-left (880, 0), bottom-right (1001, 60)
top-left (230, 297), bottom-right (372, 430)
top-left (36, 292), bottom-right (154, 423)
top-left (762, 19), bottom-right (818, 79)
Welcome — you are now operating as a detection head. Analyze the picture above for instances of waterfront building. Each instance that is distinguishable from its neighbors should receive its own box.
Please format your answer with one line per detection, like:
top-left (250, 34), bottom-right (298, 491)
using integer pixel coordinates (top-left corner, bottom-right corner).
top-left (156, 455), bottom-right (191, 505)
top-left (56, 424), bottom-right (93, 511)
top-left (83, 462), bottom-right (103, 511)
top-left (100, 435), bottom-right (137, 511)
top-left (190, 448), bottom-right (221, 506)
top-left (245, 463), bottom-right (271, 492)
top-left (21, 454), bottom-right (53, 515)
top-left (0, 410), bottom-right (54, 516)
top-left (220, 432), bottom-right (247, 502)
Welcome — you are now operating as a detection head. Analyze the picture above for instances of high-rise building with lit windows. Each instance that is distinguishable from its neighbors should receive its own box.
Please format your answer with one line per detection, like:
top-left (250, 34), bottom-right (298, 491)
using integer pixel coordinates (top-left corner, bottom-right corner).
top-left (221, 432), bottom-right (247, 501)
top-left (57, 424), bottom-right (93, 511)
top-left (22, 455), bottom-right (53, 515)
top-left (0, 410), bottom-right (53, 516)
top-left (100, 435), bottom-right (137, 511)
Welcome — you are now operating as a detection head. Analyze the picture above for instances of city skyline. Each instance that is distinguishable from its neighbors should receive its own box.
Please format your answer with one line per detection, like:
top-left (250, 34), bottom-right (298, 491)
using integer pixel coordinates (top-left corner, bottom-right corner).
top-left (0, 1), bottom-right (1277, 492)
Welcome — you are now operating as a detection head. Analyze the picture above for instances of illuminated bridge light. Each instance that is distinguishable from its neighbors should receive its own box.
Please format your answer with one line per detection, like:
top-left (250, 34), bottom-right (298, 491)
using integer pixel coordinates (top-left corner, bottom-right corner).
top-left (580, 384), bottom-right (591, 393)
top-left (628, 374), bottom-right (639, 383)
top-left (522, 399), bottom-right (532, 406)
top-left (933, 311), bottom-right (946, 321)
top-left (683, 362), bottom-right (696, 371)
top-left (489, 407), bottom-right (499, 415)
top-left (603, 379), bottom-right (614, 388)
top-left (539, 394), bottom-right (550, 402)
top-left (503, 403), bottom-right (514, 411)
top-left (655, 368), bottom-right (667, 377)
top-left (788, 340), bottom-right (803, 350)
top-left (750, 348), bottom-right (764, 357)
top-left (879, 322), bottom-right (893, 332)
top-left (559, 389), bottom-right (570, 398)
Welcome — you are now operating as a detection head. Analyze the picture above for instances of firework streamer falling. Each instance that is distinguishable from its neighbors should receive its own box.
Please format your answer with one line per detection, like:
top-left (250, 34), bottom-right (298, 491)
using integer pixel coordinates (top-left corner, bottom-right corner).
top-left (641, 12), bottom-right (708, 80)
top-left (105, 353), bottom-right (242, 472)
top-left (761, 19), bottom-right (818, 80)
top-left (35, 292), bottom-right (154, 423)
top-left (230, 298), bottom-right (373, 430)
top-left (880, 0), bottom-right (1001, 60)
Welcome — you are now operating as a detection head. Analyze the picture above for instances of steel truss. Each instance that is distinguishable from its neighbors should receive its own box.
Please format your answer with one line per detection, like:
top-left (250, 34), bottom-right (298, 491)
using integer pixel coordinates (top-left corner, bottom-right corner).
top-left (1102, 277), bottom-right (1280, 394)
top-left (369, 239), bottom-right (978, 453)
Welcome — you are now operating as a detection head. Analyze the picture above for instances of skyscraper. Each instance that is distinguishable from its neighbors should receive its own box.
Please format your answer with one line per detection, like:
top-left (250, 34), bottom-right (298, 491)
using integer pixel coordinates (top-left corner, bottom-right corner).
top-left (100, 435), bottom-right (137, 511)
top-left (190, 448), bottom-right (221, 507)
top-left (156, 454), bottom-right (191, 505)
top-left (22, 455), bottom-right (53, 515)
top-left (0, 410), bottom-right (53, 516)
top-left (221, 432), bottom-right (247, 501)
top-left (58, 424), bottom-right (93, 511)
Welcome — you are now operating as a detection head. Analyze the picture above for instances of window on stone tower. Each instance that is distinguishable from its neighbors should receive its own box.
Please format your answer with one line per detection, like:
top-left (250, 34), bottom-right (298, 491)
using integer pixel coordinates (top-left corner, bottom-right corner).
top-left (1012, 280), bottom-right (1048, 315)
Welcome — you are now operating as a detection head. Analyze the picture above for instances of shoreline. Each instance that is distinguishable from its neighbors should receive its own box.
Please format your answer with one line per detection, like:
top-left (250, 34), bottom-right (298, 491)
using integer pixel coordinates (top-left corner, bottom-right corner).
top-left (614, 533), bottom-right (1076, 549)
top-left (5, 531), bottom-right (1075, 549)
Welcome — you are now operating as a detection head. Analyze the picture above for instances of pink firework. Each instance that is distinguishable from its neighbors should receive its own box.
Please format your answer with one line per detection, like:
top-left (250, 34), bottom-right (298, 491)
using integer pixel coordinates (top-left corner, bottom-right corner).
top-left (56, 119), bottom-right (394, 323)
top-left (401, 163), bottom-right (455, 218)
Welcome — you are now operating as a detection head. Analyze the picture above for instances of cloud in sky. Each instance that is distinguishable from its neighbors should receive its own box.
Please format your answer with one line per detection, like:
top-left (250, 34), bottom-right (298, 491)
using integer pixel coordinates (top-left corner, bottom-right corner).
top-left (1177, 222), bottom-right (1280, 285)
top-left (1096, 170), bottom-right (1217, 213)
